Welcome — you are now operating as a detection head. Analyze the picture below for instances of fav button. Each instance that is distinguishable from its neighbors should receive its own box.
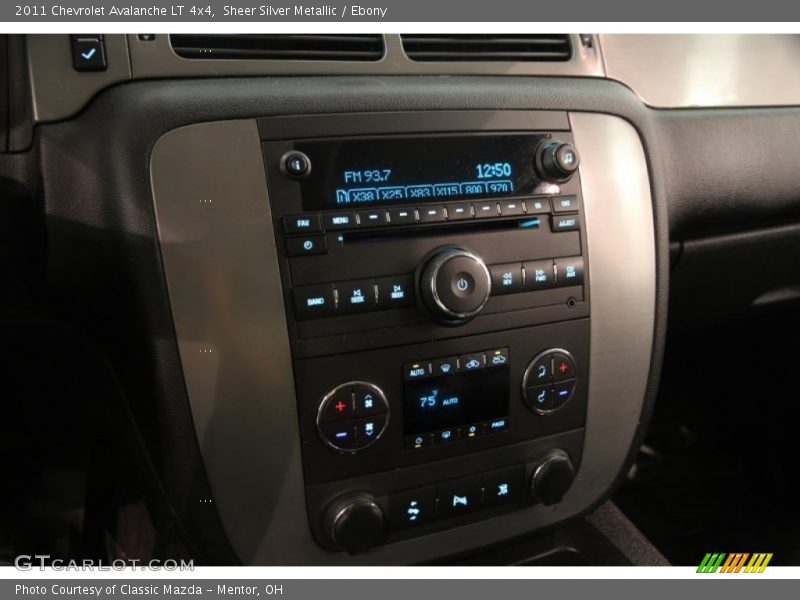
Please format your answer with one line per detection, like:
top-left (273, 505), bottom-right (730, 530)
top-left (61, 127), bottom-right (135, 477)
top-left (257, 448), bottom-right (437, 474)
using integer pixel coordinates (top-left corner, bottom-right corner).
top-left (282, 213), bottom-right (321, 234)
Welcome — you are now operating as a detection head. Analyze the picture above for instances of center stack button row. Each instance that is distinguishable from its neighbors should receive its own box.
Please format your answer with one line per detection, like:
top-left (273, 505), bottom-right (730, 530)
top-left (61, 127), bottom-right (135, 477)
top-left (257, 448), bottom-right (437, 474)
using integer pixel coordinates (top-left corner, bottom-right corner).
top-left (293, 274), bottom-right (415, 320)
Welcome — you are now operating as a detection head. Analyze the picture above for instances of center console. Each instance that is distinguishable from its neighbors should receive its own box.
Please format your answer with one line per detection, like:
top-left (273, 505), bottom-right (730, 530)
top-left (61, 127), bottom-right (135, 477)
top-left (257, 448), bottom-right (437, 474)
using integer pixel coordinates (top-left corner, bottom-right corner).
top-left (260, 112), bottom-right (590, 552)
top-left (148, 102), bottom-right (657, 565)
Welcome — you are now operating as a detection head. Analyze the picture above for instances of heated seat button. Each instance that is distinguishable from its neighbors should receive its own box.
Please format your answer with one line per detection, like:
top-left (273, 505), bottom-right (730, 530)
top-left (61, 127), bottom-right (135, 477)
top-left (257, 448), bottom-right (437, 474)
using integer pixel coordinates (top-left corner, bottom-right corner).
top-left (489, 262), bottom-right (523, 295)
top-left (552, 353), bottom-right (576, 381)
top-left (437, 475), bottom-right (483, 515)
top-left (336, 279), bottom-right (376, 314)
top-left (375, 275), bottom-right (414, 309)
top-left (482, 466), bottom-right (524, 506)
top-left (524, 385), bottom-right (554, 412)
top-left (320, 388), bottom-right (354, 422)
top-left (286, 235), bottom-right (327, 257)
top-left (525, 353), bottom-right (553, 386)
top-left (523, 259), bottom-right (555, 290)
top-left (555, 256), bottom-right (585, 287)
top-left (293, 284), bottom-right (336, 320)
top-left (389, 485), bottom-right (437, 529)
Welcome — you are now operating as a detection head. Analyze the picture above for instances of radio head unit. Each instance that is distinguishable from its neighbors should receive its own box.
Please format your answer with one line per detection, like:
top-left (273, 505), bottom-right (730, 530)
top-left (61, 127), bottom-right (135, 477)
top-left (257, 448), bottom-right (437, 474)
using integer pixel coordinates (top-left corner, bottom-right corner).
top-left (260, 113), bottom-right (589, 554)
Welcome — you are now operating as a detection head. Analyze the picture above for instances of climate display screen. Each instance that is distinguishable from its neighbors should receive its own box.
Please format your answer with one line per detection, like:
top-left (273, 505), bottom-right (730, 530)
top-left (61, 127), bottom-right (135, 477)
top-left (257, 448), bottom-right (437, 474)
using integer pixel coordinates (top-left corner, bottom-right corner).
top-left (295, 134), bottom-right (543, 210)
top-left (403, 366), bottom-right (510, 436)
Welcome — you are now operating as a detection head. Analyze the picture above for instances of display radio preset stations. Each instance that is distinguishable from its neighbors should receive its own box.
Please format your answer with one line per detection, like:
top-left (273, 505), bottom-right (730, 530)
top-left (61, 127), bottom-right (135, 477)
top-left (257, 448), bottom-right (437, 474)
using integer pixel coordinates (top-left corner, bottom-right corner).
top-left (262, 114), bottom-right (589, 553)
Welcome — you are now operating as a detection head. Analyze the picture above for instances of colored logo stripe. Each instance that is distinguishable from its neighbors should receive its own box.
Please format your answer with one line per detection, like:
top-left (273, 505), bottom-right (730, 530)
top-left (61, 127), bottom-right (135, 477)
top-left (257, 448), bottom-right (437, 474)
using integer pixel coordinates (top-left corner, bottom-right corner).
top-left (697, 553), bottom-right (773, 573)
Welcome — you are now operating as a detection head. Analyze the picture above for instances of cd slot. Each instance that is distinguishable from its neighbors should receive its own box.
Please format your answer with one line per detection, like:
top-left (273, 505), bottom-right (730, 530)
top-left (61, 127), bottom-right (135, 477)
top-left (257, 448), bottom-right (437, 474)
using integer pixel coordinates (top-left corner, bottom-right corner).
top-left (340, 217), bottom-right (541, 244)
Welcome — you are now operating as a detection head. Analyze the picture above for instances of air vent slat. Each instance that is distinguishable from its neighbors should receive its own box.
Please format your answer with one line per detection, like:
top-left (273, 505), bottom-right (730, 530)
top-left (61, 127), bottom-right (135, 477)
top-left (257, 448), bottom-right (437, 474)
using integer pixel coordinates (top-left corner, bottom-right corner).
top-left (401, 34), bottom-right (572, 62)
top-left (170, 34), bottom-right (385, 61)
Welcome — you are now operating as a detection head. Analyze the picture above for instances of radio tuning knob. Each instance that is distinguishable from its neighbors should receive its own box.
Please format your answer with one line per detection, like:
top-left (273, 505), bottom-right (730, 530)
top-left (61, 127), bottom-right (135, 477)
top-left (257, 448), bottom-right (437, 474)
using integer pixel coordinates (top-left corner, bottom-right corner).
top-left (419, 247), bottom-right (492, 325)
top-left (321, 493), bottom-right (385, 554)
top-left (535, 141), bottom-right (580, 183)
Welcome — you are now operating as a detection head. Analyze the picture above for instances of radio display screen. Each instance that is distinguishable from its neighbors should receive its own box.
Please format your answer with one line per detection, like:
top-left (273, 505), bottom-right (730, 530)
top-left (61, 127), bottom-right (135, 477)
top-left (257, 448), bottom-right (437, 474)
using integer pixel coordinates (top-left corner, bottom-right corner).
top-left (403, 366), bottom-right (510, 437)
top-left (294, 134), bottom-right (545, 210)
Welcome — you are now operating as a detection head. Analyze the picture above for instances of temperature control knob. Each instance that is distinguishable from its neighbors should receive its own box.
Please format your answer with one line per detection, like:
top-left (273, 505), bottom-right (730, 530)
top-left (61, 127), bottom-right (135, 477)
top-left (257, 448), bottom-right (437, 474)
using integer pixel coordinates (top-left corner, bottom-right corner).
top-left (419, 247), bottom-right (492, 325)
top-left (535, 141), bottom-right (580, 183)
top-left (321, 493), bottom-right (385, 554)
top-left (530, 449), bottom-right (576, 505)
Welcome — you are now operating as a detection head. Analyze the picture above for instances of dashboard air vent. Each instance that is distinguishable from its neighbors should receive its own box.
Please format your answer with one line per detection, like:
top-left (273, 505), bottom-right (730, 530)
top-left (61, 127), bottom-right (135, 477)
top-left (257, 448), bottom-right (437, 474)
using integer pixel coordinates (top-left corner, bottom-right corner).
top-left (169, 34), bottom-right (385, 61)
top-left (401, 34), bottom-right (572, 62)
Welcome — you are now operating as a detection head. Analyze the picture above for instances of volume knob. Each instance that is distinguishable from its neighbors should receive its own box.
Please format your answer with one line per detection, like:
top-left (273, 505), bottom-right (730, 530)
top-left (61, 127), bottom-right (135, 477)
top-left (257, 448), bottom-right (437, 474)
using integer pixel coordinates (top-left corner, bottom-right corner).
top-left (419, 247), bottom-right (492, 325)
